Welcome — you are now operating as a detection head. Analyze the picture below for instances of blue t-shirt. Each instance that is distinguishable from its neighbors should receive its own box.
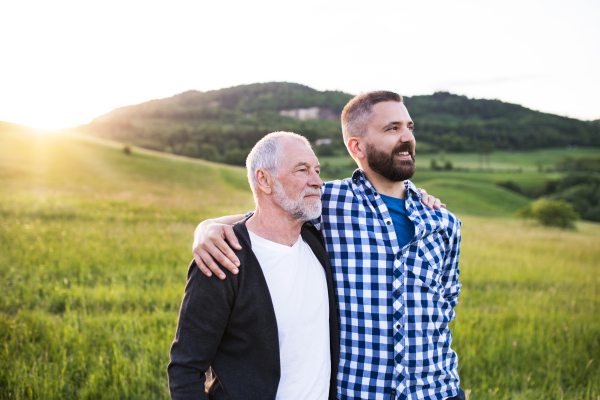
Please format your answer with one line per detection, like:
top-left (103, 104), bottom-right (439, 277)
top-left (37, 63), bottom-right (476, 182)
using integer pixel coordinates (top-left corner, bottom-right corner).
top-left (380, 193), bottom-right (416, 248)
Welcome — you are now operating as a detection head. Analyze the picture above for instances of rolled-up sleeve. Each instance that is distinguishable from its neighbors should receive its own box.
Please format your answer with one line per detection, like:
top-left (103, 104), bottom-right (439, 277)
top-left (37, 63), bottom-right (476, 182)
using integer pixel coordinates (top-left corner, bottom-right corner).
top-left (441, 218), bottom-right (462, 308)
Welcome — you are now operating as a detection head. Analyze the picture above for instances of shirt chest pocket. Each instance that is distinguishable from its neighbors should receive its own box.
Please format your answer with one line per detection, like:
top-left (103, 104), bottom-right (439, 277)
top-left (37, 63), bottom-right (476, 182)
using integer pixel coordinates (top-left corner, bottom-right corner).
top-left (349, 205), bottom-right (382, 234)
top-left (415, 232), bottom-right (447, 282)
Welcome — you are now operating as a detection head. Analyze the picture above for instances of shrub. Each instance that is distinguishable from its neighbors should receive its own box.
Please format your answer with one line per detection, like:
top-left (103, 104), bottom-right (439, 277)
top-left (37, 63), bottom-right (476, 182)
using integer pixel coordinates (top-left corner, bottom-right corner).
top-left (315, 144), bottom-right (335, 157)
top-left (552, 183), bottom-right (600, 222)
top-left (199, 144), bottom-right (221, 162)
top-left (224, 148), bottom-right (249, 166)
top-left (182, 142), bottom-right (199, 157)
top-left (496, 180), bottom-right (524, 195)
top-left (516, 199), bottom-right (579, 229)
top-left (429, 159), bottom-right (453, 171)
top-left (122, 144), bottom-right (132, 155)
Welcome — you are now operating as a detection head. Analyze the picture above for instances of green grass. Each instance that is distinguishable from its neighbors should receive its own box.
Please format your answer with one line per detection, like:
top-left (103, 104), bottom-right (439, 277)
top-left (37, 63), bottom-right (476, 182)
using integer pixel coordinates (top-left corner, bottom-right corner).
top-left (0, 125), bottom-right (254, 399)
top-left (319, 147), bottom-right (600, 171)
top-left (417, 148), bottom-right (600, 172)
top-left (455, 216), bottom-right (600, 399)
top-left (409, 179), bottom-right (530, 217)
top-left (1, 123), bottom-right (599, 399)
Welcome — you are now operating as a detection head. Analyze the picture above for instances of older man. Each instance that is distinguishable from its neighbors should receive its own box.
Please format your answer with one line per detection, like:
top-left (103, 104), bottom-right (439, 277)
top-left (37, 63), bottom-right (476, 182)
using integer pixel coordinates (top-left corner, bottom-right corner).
top-left (168, 132), bottom-right (339, 400)
top-left (194, 91), bottom-right (464, 400)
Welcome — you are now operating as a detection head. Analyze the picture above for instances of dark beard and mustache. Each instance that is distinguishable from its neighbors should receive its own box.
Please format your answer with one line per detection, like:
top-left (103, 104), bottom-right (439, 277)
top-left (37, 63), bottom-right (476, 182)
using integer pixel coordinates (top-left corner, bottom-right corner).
top-left (366, 142), bottom-right (416, 182)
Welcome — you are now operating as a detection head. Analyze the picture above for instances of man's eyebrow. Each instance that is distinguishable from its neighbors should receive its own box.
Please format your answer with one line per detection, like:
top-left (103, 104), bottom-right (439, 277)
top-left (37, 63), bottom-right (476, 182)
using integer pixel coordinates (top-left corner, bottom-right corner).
top-left (382, 121), bottom-right (400, 129)
top-left (293, 161), bottom-right (321, 169)
top-left (382, 120), bottom-right (414, 129)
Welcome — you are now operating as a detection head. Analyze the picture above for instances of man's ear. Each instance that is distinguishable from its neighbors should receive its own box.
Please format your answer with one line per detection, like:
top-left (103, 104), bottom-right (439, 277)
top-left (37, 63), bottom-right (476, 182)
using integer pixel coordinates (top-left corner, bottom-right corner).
top-left (256, 169), bottom-right (273, 195)
top-left (347, 137), bottom-right (366, 161)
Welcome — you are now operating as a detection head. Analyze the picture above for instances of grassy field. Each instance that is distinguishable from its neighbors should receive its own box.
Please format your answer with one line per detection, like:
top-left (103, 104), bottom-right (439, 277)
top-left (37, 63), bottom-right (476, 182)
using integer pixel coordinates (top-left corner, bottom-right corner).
top-left (1, 123), bottom-right (599, 399)
top-left (320, 147), bottom-right (600, 217)
top-left (321, 147), bottom-right (600, 172)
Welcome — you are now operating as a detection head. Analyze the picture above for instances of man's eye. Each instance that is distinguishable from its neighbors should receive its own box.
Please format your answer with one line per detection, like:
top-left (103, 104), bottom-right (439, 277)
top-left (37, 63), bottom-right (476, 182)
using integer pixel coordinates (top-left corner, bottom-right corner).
top-left (387, 126), bottom-right (398, 131)
top-left (409, 125), bottom-right (415, 131)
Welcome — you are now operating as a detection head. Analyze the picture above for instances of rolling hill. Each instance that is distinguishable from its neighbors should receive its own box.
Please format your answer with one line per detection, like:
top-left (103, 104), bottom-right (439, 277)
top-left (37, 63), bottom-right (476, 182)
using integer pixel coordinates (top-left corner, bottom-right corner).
top-left (79, 82), bottom-right (600, 166)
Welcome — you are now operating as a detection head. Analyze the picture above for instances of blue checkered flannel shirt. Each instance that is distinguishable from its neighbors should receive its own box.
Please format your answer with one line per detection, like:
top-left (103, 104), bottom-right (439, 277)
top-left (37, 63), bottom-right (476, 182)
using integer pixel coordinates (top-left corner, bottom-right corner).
top-left (313, 169), bottom-right (462, 400)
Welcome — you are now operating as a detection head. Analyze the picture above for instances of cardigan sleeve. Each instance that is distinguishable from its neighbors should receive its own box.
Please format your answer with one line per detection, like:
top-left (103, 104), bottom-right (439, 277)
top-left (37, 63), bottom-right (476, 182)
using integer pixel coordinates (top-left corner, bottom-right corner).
top-left (168, 260), bottom-right (236, 400)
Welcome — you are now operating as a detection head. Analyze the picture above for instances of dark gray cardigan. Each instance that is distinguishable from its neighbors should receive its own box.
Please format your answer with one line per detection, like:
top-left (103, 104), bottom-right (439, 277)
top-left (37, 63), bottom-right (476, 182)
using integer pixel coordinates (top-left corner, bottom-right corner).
top-left (168, 219), bottom-right (340, 400)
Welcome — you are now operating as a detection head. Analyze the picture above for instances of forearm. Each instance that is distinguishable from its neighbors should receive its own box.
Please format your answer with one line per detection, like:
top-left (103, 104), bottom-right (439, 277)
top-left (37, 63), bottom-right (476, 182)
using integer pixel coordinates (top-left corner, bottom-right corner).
top-left (442, 222), bottom-right (462, 307)
top-left (194, 215), bottom-right (245, 241)
top-left (201, 214), bottom-right (245, 228)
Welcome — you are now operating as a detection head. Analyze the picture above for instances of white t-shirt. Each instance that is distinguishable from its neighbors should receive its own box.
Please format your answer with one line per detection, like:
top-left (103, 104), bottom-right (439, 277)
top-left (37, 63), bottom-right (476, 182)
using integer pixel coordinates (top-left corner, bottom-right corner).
top-left (248, 231), bottom-right (331, 400)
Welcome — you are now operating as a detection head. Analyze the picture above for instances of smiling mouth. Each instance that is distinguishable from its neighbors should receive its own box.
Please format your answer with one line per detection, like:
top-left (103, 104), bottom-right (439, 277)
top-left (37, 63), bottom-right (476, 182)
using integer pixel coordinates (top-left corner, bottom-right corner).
top-left (395, 151), bottom-right (413, 159)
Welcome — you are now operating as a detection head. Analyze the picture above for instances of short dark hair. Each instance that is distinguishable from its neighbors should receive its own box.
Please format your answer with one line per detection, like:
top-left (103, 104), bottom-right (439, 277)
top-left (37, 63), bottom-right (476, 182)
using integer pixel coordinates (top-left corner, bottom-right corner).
top-left (341, 91), bottom-right (403, 143)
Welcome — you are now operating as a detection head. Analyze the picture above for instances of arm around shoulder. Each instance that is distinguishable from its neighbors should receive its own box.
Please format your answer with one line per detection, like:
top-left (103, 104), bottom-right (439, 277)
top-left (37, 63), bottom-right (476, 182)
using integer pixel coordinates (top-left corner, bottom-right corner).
top-left (192, 214), bottom-right (246, 278)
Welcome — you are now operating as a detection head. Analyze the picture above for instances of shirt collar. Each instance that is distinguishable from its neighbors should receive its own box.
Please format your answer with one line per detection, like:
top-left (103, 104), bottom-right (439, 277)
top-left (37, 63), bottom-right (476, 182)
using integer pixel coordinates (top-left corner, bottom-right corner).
top-left (351, 168), bottom-right (421, 201)
top-left (404, 180), bottom-right (421, 201)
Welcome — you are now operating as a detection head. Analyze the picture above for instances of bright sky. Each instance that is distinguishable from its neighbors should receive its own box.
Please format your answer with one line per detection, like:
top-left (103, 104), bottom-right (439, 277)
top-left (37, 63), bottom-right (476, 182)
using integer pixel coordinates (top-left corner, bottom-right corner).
top-left (1, 0), bottom-right (599, 130)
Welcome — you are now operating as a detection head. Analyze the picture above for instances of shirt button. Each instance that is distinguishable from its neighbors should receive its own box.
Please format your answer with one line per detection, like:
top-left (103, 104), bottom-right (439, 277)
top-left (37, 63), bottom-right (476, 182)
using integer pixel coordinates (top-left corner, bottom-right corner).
top-left (396, 253), bottom-right (401, 259)
top-left (394, 290), bottom-right (400, 296)
top-left (386, 220), bottom-right (391, 225)
top-left (374, 192), bottom-right (378, 196)
top-left (396, 324), bottom-right (400, 329)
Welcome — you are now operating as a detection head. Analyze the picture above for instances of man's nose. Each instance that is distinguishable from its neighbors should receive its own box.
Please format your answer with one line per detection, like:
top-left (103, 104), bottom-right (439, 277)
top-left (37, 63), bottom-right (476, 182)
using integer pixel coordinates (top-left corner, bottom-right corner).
top-left (309, 170), bottom-right (323, 188)
top-left (401, 126), bottom-right (415, 143)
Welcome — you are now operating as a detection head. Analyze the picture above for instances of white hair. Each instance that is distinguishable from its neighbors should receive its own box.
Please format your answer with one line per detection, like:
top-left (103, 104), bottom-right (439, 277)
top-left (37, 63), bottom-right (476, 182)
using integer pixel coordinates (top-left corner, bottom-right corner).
top-left (246, 131), bottom-right (311, 202)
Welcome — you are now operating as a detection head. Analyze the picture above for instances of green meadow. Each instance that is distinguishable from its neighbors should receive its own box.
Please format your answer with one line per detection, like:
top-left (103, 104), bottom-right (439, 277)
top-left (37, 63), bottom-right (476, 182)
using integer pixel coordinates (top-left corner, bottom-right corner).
top-left (1, 122), bottom-right (599, 399)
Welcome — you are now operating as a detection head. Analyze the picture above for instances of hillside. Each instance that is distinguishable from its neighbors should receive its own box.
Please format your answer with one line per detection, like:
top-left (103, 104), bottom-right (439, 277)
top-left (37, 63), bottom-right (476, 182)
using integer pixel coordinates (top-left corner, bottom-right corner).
top-left (80, 82), bottom-right (600, 166)
top-left (405, 92), bottom-right (600, 151)
top-left (0, 119), bottom-right (538, 219)
top-left (81, 83), bottom-right (350, 165)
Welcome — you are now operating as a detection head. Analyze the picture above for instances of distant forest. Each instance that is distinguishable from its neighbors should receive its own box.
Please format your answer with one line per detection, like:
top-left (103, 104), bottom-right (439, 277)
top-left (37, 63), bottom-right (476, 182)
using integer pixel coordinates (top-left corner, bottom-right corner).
top-left (81, 82), bottom-right (600, 165)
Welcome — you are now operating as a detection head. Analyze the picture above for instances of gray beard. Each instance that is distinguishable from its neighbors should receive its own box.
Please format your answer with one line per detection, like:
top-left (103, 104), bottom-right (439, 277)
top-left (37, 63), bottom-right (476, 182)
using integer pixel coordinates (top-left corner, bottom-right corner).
top-left (272, 179), bottom-right (322, 222)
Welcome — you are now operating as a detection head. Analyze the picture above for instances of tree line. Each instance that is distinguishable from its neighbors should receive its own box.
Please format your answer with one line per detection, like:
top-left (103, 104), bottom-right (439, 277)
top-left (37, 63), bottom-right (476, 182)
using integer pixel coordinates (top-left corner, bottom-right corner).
top-left (82, 83), bottom-right (600, 165)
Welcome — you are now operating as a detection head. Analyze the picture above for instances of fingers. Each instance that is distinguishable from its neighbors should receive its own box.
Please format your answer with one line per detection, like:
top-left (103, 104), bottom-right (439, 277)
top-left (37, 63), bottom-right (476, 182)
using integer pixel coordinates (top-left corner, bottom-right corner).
top-left (207, 233), bottom-right (241, 276)
top-left (223, 226), bottom-right (242, 251)
top-left (418, 188), bottom-right (433, 209)
top-left (418, 188), bottom-right (445, 210)
top-left (428, 195), bottom-right (436, 209)
top-left (217, 226), bottom-right (241, 273)
top-left (205, 230), bottom-right (240, 274)
top-left (213, 239), bottom-right (240, 275)
top-left (192, 222), bottom-right (243, 279)
top-left (193, 250), bottom-right (213, 277)
top-left (198, 247), bottom-right (229, 280)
